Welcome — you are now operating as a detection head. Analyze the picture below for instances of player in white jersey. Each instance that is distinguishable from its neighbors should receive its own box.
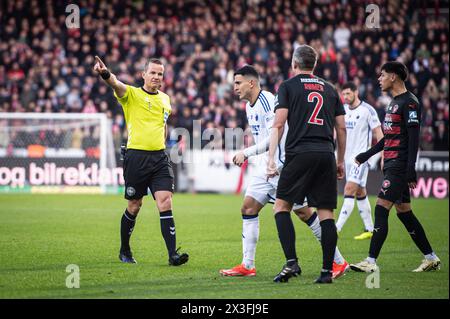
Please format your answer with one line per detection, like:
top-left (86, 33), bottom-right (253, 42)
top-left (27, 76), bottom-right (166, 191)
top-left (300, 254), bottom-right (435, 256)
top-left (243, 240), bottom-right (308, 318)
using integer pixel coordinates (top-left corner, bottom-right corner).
top-left (336, 82), bottom-right (384, 239)
top-left (219, 65), bottom-right (349, 278)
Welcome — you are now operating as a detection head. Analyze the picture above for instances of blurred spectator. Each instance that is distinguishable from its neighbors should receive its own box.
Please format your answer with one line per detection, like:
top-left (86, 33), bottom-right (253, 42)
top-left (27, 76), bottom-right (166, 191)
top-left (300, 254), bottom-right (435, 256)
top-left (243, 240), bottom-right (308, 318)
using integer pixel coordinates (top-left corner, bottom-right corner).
top-left (0, 0), bottom-right (447, 151)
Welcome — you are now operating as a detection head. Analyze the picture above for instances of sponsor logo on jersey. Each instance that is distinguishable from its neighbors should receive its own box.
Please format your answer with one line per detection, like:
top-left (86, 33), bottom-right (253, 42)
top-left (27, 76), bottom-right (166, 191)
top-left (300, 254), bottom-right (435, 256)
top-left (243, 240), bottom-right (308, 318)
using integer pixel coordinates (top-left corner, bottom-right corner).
top-left (300, 78), bottom-right (325, 85)
top-left (408, 110), bottom-right (419, 124)
top-left (345, 121), bottom-right (357, 129)
top-left (383, 122), bottom-right (393, 131)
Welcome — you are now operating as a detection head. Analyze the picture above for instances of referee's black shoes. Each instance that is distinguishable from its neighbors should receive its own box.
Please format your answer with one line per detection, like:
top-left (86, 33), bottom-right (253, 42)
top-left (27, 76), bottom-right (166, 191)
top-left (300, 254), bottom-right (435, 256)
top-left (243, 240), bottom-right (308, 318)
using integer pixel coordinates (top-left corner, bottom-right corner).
top-left (119, 251), bottom-right (137, 264)
top-left (273, 262), bottom-right (302, 283)
top-left (169, 248), bottom-right (189, 266)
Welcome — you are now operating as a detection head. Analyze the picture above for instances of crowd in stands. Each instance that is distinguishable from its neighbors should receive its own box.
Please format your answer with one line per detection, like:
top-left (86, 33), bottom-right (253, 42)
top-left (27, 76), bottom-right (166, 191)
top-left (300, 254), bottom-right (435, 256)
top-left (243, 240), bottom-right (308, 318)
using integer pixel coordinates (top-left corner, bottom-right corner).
top-left (0, 0), bottom-right (448, 151)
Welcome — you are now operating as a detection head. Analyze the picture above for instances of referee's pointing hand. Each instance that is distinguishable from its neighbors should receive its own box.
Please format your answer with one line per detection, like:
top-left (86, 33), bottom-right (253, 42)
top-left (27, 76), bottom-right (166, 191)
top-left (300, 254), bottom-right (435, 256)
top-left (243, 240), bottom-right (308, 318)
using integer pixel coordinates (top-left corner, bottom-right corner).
top-left (93, 55), bottom-right (108, 74)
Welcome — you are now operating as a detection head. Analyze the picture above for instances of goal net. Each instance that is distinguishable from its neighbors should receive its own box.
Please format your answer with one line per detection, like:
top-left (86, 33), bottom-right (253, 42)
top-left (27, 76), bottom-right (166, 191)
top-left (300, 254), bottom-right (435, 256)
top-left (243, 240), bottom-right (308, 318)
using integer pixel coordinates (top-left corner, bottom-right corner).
top-left (0, 113), bottom-right (122, 194)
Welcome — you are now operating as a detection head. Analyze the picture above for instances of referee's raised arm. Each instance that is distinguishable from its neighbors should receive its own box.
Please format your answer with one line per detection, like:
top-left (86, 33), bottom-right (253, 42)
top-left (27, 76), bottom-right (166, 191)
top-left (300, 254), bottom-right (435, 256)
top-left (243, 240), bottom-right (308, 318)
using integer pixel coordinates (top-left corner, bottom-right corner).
top-left (93, 55), bottom-right (127, 98)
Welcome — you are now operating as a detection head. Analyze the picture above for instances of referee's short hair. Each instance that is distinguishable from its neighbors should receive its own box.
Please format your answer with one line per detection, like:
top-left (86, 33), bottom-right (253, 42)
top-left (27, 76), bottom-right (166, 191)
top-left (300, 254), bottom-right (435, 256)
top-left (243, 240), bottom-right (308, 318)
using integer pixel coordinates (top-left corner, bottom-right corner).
top-left (381, 61), bottom-right (409, 81)
top-left (342, 82), bottom-right (358, 92)
top-left (292, 45), bottom-right (318, 70)
top-left (234, 65), bottom-right (259, 80)
top-left (145, 58), bottom-right (164, 71)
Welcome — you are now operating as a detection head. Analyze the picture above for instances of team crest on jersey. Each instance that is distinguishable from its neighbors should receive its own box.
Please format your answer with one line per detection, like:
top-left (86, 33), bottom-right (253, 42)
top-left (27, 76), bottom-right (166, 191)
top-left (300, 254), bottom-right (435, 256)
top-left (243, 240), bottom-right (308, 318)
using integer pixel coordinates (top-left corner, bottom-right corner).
top-left (392, 104), bottom-right (399, 113)
top-left (382, 180), bottom-right (391, 189)
top-left (255, 114), bottom-right (259, 122)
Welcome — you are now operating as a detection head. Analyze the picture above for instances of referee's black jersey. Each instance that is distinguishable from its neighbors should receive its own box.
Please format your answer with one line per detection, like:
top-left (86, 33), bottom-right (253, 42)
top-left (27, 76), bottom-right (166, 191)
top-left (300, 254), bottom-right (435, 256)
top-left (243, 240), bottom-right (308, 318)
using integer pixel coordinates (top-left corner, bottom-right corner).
top-left (275, 74), bottom-right (345, 156)
top-left (383, 91), bottom-right (421, 170)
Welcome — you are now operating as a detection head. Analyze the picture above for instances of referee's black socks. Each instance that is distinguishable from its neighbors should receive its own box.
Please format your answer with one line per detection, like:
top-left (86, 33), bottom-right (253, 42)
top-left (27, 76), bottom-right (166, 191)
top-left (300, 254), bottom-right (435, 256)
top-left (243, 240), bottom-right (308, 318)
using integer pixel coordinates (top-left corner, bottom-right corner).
top-left (274, 211), bottom-right (297, 263)
top-left (120, 209), bottom-right (136, 253)
top-left (319, 219), bottom-right (337, 272)
top-left (160, 210), bottom-right (176, 257)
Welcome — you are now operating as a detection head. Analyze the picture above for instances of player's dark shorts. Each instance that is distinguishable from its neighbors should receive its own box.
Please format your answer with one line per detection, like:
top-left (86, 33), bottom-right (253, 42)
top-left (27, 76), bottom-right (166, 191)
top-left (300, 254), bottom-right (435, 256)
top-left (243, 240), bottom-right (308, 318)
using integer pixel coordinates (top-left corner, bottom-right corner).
top-left (123, 149), bottom-right (174, 200)
top-left (378, 167), bottom-right (411, 204)
top-left (277, 152), bottom-right (337, 209)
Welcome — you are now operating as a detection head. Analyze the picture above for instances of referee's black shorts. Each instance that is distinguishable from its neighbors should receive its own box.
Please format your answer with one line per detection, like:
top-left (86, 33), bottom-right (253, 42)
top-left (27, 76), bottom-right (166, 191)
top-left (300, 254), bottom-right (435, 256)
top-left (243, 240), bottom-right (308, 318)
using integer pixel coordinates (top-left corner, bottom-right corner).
top-left (123, 149), bottom-right (174, 200)
top-left (276, 152), bottom-right (338, 210)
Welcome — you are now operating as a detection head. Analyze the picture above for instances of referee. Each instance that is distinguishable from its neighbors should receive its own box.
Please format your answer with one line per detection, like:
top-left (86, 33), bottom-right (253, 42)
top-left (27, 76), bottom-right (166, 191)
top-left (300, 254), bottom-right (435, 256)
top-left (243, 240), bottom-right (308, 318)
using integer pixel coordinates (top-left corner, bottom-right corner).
top-left (93, 56), bottom-right (188, 266)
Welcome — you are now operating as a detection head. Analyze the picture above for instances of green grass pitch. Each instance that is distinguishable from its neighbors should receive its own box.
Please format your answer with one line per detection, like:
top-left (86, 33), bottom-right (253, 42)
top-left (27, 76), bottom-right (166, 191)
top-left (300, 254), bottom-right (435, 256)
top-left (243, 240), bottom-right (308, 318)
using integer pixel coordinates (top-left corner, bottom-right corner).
top-left (0, 193), bottom-right (448, 299)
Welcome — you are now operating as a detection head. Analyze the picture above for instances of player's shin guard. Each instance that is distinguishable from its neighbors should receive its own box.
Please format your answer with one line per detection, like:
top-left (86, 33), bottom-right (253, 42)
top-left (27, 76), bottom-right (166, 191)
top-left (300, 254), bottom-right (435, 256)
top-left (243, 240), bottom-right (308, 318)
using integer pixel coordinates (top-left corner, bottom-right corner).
top-left (357, 196), bottom-right (374, 232)
top-left (120, 209), bottom-right (136, 253)
top-left (397, 210), bottom-right (433, 255)
top-left (336, 196), bottom-right (355, 232)
top-left (320, 219), bottom-right (337, 272)
top-left (368, 205), bottom-right (390, 259)
top-left (274, 211), bottom-right (297, 263)
top-left (160, 210), bottom-right (176, 256)
top-left (242, 214), bottom-right (259, 269)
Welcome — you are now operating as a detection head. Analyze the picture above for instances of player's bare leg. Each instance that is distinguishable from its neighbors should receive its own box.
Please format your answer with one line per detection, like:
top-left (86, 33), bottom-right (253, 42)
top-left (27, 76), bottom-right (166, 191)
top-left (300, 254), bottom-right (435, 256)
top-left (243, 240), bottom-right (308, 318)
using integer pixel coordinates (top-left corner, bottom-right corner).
top-left (395, 203), bottom-right (441, 272)
top-left (294, 206), bottom-right (349, 278)
top-left (155, 191), bottom-right (188, 266)
top-left (119, 198), bottom-right (143, 263)
top-left (220, 196), bottom-right (263, 276)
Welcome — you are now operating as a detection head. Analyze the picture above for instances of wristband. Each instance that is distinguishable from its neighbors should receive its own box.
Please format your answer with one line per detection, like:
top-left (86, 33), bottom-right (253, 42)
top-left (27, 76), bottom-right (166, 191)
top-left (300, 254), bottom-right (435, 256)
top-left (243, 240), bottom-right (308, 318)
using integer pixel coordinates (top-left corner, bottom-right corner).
top-left (100, 70), bottom-right (111, 80)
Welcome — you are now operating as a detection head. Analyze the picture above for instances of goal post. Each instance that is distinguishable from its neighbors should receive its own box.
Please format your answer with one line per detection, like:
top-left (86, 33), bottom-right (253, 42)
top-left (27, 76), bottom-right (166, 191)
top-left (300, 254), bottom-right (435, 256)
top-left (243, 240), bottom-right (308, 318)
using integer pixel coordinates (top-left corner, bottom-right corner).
top-left (0, 112), bottom-right (122, 194)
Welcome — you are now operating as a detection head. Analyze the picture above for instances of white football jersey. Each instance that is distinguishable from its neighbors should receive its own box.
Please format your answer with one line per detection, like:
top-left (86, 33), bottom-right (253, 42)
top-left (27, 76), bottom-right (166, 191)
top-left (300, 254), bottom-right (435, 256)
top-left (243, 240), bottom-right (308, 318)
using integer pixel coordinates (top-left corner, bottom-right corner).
top-left (344, 101), bottom-right (381, 162)
top-left (246, 90), bottom-right (287, 173)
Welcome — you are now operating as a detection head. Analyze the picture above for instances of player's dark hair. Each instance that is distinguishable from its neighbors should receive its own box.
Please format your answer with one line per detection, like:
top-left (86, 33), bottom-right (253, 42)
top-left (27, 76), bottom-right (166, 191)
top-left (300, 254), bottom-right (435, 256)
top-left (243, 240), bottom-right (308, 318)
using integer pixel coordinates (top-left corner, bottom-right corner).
top-left (145, 58), bottom-right (164, 71)
top-left (234, 65), bottom-right (259, 80)
top-left (342, 82), bottom-right (358, 92)
top-left (292, 45), bottom-right (317, 70)
top-left (381, 61), bottom-right (409, 81)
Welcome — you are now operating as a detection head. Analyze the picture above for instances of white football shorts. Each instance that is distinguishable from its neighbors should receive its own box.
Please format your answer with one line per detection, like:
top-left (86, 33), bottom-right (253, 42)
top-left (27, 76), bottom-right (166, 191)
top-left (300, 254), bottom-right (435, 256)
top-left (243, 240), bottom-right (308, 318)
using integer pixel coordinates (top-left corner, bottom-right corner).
top-left (345, 161), bottom-right (369, 188)
top-left (245, 173), bottom-right (308, 210)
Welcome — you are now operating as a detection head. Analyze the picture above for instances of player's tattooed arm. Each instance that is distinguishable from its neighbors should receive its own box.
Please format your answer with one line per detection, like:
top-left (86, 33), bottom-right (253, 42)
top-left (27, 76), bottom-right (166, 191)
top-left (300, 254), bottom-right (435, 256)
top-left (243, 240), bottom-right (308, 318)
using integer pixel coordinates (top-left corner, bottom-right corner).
top-left (93, 55), bottom-right (127, 98)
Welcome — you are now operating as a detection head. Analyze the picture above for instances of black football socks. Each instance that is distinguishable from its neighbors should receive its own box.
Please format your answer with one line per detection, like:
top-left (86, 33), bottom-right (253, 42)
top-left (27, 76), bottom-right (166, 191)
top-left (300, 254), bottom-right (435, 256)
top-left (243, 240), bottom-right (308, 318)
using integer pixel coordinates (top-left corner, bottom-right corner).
top-left (397, 210), bottom-right (433, 255)
top-left (160, 210), bottom-right (176, 257)
top-left (275, 211), bottom-right (297, 264)
top-left (120, 209), bottom-right (136, 253)
top-left (369, 205), bottom-right (390, 259)
top-left (319, 219), bottom-right (337, 272)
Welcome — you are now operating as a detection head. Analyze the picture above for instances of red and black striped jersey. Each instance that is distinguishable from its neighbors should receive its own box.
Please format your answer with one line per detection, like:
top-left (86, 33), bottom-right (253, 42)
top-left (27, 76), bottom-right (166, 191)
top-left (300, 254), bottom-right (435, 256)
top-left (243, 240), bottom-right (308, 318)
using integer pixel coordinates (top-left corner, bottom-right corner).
top-left (382, 91), bottom-right (420, 169)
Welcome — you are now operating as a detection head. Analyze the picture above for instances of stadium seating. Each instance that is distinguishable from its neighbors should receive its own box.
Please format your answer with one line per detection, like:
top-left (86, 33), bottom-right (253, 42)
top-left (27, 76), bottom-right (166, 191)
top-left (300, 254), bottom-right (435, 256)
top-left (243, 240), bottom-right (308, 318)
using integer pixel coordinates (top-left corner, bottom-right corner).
top-left (0, 0), bottom-right (448, 151)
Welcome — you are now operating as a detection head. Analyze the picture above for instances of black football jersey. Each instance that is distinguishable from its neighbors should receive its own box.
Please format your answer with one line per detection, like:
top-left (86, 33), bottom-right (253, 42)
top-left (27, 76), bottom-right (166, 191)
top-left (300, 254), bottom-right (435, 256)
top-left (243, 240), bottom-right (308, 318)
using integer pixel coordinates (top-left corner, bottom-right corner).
top-left (274, 74), bottom-right (345, 155)
top-left (383, 91), bottom-right (421, 169)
